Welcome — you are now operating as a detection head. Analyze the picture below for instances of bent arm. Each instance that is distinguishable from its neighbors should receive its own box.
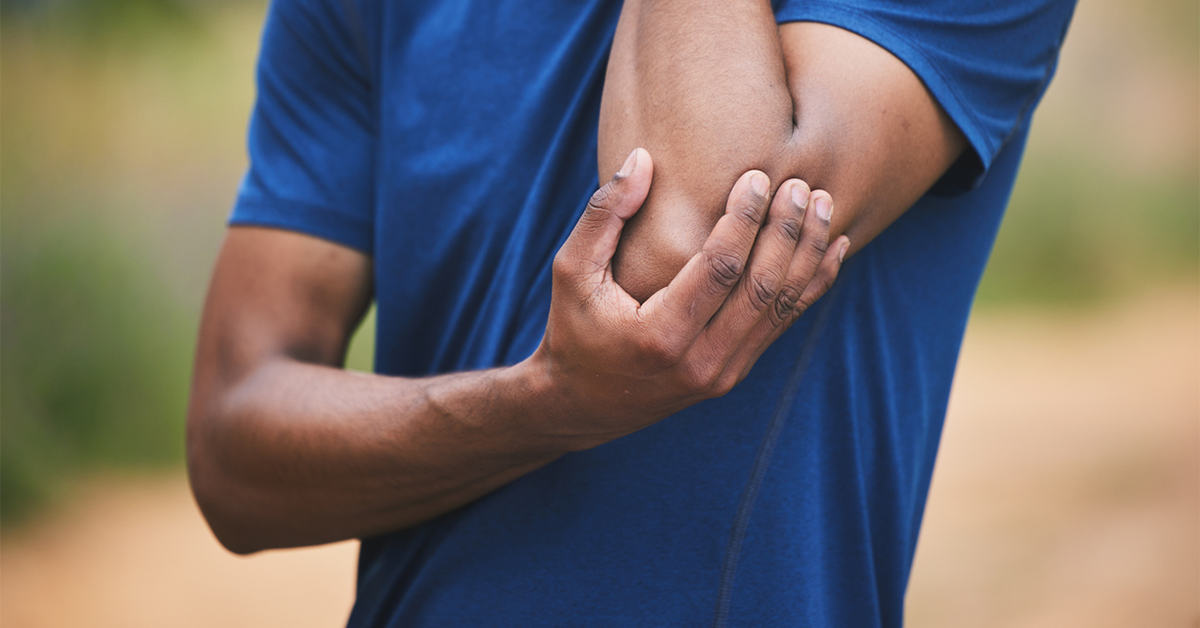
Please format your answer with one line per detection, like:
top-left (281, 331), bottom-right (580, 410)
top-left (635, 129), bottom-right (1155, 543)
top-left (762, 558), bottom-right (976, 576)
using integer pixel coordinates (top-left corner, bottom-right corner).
top-left (601, 0), bottom-right (966, 301)
top-left (188, 155), bottom-right (843, 554)
top-left (187, 228), bottom-right (569, 553)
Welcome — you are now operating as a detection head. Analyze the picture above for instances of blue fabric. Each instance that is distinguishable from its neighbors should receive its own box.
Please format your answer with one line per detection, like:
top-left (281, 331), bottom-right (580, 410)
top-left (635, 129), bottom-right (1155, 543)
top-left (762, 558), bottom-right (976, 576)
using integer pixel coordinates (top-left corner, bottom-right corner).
top-left (230, 0), bottom-right (1075, 625)
top-left (772, 0), bottom-right (1076, 194)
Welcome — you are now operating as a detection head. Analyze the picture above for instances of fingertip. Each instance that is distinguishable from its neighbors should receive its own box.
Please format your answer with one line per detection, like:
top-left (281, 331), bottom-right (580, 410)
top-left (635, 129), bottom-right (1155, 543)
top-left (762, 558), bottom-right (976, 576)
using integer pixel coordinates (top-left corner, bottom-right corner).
top-left (599, 148), bottom-right (653, 221)
top-left (615, 148), bottom-right (639, 179)
top-left (612, 147), bottom-right (652, 181)
top-left (749, 171), bottom-right (769, 198)
top-left (788, 179), bottom-right (811, 209)
top-left (633, 147), bottom-right (649, 168)
top-left (837, 236), bottom-right (850, 263)
top-left (810, 190), bottom-right (833, 223)
top-left (632, 148), bottom-right (654, 183)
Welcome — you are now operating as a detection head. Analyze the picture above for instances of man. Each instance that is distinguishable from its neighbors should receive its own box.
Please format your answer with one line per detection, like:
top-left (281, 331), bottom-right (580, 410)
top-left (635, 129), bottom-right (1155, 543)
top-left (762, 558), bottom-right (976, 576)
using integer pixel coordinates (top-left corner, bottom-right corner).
top-left (187, 0), bottom-right (1076, 625)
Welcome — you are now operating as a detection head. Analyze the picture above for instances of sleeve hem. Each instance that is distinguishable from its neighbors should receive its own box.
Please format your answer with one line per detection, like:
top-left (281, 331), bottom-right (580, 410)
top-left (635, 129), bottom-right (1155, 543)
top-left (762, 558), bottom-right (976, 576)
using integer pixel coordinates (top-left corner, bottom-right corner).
top-left (229, 195), bottom-right (374, 255)
top-left (774, 1), bottom-right (995, 192)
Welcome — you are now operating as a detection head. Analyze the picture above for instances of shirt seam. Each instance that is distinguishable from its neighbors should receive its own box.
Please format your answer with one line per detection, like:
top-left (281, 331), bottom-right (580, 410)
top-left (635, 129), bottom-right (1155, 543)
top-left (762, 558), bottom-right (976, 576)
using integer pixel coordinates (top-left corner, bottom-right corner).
top-left (232, 194), bottom-right (374, 254)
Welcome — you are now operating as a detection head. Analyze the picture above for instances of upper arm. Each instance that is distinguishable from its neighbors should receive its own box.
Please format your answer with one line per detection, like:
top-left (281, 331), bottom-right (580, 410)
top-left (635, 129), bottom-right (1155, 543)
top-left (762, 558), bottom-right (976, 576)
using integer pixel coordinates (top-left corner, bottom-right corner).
top-left (775, 22), bottom-right (966, 251)
top-left (186, 228), bottom-right (370, 541)
top-left (193, 0), bottom-right (379, 402)
top-left (188, 227), bottom-right (372, 424)
top-left (602, 0), bottom-right (1074, 302)
top-left (603, 16), bottom-right (964, 301)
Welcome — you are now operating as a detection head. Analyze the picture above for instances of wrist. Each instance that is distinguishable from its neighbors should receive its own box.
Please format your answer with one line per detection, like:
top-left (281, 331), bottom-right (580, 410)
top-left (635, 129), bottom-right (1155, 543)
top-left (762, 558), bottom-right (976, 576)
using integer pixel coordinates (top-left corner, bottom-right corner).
top-left (507, 349), bottom-right (620, 453)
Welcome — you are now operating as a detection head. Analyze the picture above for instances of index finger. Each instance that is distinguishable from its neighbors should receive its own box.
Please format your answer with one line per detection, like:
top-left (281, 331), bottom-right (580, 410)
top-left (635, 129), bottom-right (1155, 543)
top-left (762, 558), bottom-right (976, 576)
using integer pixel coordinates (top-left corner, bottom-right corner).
top-left (640, 170), bottom-right (771, 336)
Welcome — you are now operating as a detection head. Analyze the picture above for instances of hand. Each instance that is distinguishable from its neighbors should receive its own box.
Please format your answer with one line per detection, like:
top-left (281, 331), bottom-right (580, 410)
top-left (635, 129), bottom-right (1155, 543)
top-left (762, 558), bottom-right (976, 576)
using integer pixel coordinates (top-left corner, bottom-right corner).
top-left (526, 148), bottom-right (850, 448)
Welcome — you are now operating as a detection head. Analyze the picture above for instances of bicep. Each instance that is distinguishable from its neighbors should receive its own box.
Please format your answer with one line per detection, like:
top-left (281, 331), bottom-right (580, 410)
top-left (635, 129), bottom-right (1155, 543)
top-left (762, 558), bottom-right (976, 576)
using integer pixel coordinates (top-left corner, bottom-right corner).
top-left (191, 227), bottom-right (373, 402)
top-left (604, 17), bottom-right (966, 301)
top-left (778, 22), bottom-right (965, 249)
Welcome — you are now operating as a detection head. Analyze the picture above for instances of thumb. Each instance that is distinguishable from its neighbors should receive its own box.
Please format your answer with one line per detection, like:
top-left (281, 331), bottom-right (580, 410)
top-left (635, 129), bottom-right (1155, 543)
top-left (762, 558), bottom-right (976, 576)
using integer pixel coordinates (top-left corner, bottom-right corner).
top-left (553, 148), bottom-right (652, 286)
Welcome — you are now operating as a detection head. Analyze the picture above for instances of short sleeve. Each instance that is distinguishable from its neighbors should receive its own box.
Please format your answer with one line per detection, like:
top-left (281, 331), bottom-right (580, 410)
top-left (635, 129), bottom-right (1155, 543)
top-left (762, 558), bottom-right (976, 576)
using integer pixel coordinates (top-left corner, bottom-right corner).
top-left (230, 0), bottom-right (376, 253)
top-left (773, 0), bottom-right (1077, 194)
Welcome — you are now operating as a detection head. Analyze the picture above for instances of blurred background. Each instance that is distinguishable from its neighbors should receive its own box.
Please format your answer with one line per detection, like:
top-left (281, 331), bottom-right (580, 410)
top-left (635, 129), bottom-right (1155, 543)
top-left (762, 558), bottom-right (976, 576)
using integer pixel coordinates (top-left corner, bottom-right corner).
top-left (0, 0), bottom-right (1195, 626)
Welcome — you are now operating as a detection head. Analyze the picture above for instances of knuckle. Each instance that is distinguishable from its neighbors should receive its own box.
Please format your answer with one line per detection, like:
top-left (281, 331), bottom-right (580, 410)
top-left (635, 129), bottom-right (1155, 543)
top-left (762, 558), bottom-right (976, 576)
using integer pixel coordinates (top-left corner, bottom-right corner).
top-left (713, 373), bottom-right (738, 397)
top-left (777, 216), bottom-right (803, 244)
top-left (705, 250), bottom-right (744, 289)
top-left (682, 361), bottom-right (719, 394)
top-left (791, 301), bottom-right (810, 322)
top-left (637, 333), bottom-right (682, 367)
top-left (734, 202), bottom-right (764, 229)
top-left (806, 237), bottom-right (830, 259)
top-left (747, 273), bottom-right (780, 311)
top-left (586, 184), bottom-right (614, 215)
top-left (772, 285), bottom-right (802, 325)
top-left (778, 284), bottom-right (802, 311)
top-left (792, 289), bottom-right (821, 320)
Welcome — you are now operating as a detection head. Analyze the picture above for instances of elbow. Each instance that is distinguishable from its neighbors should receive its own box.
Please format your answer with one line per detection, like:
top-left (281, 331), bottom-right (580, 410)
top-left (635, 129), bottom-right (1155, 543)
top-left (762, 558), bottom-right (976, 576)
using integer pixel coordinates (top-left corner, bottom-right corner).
top-left (186, 404), bottom-right (268, 555)
top-left (610, 126), bottom-right (835, 303)
top-left (611, 188), bottom-right (715, 303)
top-left (193, 489), bottom-right (263, 556)
top-left (189, 461), bottom-right (269, 555)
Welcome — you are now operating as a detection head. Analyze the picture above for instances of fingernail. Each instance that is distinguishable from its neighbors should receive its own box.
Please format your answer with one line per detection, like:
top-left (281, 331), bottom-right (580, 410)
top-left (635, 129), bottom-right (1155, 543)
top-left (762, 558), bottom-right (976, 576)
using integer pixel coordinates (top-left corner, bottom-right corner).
top-left (838, 240), bottom-right (849, 262)
top-left (815, 195), bottom-right (833, 222)
top-left (616, 149), bottom-right (639, 179)
top-left (790, 183), bottom-right (810, 209)
top-left (750, 172), bottom-right (768, 197)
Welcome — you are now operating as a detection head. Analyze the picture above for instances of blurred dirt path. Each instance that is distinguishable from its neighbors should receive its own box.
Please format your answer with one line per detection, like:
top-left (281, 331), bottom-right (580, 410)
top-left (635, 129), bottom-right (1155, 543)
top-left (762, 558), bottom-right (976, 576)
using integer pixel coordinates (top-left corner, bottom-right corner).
top-left (1, 478), bottom-right (358, 628)
top-left (2, 288), bottom-right (1196, 628)
top-left (908, 287), bottom-right (1198, 627)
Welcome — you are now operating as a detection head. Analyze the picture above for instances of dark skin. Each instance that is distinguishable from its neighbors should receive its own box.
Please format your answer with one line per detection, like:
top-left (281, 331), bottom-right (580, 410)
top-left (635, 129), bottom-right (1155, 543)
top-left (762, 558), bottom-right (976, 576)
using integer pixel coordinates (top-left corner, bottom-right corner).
top-left (603, 3), bottom-right (966, 300)
top-left (188, 157), bottom-right (843, 554)
top-left (188, 0), bottom-right (965, 555)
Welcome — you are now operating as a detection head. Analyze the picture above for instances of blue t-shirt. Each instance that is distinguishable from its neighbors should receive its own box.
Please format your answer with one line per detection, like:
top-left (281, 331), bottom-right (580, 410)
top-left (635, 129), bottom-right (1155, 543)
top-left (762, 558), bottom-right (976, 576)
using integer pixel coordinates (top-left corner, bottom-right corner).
top-left (230, 0), bottom-right (1076, 625)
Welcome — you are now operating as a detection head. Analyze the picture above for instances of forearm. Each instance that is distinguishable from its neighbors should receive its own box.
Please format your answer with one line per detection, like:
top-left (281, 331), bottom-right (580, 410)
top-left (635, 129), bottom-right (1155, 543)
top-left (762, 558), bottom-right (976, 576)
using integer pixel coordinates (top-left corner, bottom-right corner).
top-left (601, 0), bottom-right (965, 300)
top-left (188, 228), bottom-right (577, 554)
top-left (601, 0), bottom-right (792, 298)
top-left (189, 355), bottom-right (566, 554)
top-left (192, 154), bottom-right (847, 555)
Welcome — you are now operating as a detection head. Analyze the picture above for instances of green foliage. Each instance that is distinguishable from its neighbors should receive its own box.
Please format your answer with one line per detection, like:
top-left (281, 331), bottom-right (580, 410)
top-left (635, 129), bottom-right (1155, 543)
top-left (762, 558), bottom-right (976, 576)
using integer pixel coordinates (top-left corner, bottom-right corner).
top-left (345, 306), bottom-right (378, 374)
top-left (1, 377), bottom-right (70, 524)
top-left (977, 152), bottom-right (1199, 307)
top-left (2, 0), bottom-right (199, 44)
top-left (1, 217), bottom-right (194, 523)
top-left (51, 0), bottom-right (191, 26)
top-left (0, 1), bottom-right (257, 526)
